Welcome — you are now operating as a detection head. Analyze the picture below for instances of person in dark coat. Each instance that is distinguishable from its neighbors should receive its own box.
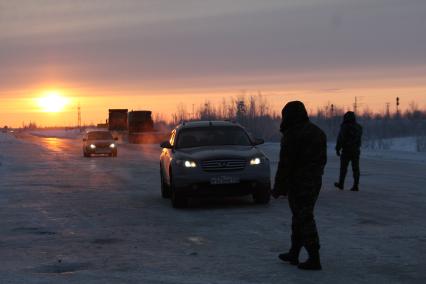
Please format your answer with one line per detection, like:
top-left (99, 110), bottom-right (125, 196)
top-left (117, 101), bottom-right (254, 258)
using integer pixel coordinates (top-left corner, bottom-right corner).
top-left (272, 101), bottom-right (327, 270)
top-left (334, 111), bottom-right (363, 191)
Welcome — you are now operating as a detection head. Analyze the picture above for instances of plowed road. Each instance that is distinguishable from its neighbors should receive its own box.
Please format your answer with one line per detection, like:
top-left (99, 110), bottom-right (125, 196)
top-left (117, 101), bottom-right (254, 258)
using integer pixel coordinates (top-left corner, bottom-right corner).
top-left (1, 133), bottom-right (425, 283)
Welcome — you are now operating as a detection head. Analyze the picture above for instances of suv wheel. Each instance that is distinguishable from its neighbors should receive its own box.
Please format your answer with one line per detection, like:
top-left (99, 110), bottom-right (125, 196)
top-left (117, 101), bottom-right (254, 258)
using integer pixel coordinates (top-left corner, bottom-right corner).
top-left (160, 168), bottom-right (171, 199)
top-left (253, 185), bottom-right (271, 204)
top-left (171, 190), bottom-right (188, 208)
top-left (170, 174), bottom-right (187, 208)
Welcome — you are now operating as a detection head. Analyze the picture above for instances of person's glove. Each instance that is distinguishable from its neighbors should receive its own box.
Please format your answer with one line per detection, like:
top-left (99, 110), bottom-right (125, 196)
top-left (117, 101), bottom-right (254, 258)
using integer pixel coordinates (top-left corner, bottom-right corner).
top-left (336, 149), bottom-right (341, 157)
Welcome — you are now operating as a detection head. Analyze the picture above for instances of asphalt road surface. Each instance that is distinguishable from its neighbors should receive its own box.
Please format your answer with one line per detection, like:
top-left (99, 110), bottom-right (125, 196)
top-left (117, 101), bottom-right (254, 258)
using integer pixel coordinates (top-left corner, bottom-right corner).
top-left (0, 133), bottom-right (425, 283)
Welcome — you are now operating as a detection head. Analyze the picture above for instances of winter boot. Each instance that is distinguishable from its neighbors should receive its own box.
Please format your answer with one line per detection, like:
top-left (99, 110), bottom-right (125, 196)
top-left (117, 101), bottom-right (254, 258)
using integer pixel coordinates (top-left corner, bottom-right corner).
top-left (334, 182), bottom-right (344, 190)
top-left (279, 245), bottom-right (302, 265)
top-left (351, 172), bottom-right (360, 191)
top-left (298, 247), bottom-right (322, 270)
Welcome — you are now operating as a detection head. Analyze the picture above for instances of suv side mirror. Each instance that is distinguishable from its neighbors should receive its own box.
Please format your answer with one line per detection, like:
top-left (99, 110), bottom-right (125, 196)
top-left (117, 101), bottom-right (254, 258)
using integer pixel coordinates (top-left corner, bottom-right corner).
top-left (253, 138), bottom-right (264, 146)
top-left (160, 141), bottom-right (173, 149)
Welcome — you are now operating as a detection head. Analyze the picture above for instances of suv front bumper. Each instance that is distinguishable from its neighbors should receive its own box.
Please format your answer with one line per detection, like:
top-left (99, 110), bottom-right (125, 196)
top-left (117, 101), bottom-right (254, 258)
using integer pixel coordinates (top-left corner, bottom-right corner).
top-left (172, 163), bottom-right (270, 196)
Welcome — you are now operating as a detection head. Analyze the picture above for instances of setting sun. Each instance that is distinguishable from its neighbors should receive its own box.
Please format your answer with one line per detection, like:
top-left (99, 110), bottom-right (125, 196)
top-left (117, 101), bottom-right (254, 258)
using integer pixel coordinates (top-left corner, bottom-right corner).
top-left (37, 91), bottom-right (69, 113)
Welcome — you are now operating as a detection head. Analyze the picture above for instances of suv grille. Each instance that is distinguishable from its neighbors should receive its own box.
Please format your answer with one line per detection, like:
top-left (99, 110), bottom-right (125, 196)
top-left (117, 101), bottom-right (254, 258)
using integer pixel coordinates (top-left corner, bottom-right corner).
top-left (95, 143), bottom-right (110, 148)
top-left (201, 159), bottom-right (246, 171)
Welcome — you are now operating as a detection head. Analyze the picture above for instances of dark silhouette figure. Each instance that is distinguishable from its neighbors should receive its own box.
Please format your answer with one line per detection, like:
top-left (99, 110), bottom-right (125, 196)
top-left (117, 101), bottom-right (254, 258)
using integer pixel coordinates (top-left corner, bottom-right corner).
top-left (272, 101), bottom-right (327, 270)
top-left (334, 111), bottom-right (363, 191)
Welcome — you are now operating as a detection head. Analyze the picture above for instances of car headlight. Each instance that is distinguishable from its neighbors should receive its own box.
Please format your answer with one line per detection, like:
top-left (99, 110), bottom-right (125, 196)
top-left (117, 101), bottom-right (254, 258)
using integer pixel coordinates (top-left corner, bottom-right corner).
top-left (109, 143), bottom-right (116, 148)
top-left (184, 161), bottom-right (197, 168)
top-left (90, 144), bottom-right (96, 149)
top-left (249, 157), bottom-right (262, 165)
top-left (176, 159), bottom-right (197, 168)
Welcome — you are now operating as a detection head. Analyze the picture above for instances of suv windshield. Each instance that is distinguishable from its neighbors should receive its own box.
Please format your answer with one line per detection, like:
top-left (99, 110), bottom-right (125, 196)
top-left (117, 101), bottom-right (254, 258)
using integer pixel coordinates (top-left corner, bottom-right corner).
top-left (88, 131), bottom-right (113, 140)
top-left (176, 126), bottom-right (252, 148)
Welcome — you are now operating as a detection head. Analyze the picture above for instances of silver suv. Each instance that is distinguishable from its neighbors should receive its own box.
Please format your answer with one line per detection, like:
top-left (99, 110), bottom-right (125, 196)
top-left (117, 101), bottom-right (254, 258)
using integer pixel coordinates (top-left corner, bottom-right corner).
top-left (160, 121), bottom-right (270, 208)
top-left (83, 130), bottom-right (118, 157)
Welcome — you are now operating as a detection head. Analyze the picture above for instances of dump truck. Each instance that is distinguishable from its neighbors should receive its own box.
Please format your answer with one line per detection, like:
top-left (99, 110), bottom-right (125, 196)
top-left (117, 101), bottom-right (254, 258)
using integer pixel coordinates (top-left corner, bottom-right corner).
top-left (108, 109), bottom-right (128, 131)
top-left (128, 111), bottom-right (154, 133)
top-left (128, 110), bottom-right (168, 144)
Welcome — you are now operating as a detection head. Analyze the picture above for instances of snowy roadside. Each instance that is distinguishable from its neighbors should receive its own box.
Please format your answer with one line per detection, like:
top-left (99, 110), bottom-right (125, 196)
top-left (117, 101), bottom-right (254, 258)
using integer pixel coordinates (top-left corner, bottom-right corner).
top-left (1, 131), bottom-right (426, 283)
top-left (0, 132), bottom-right (22, 144)
top-left (358, 148), bottom-right (426, 164)
top-left (11, 129), bottom-right (426, 164)
top-left (0, 133), bottom-right (23, 169)
top-left (261, 141), bottom-right (426, 164)
top-left (28, 128), bottom-right (82, 139)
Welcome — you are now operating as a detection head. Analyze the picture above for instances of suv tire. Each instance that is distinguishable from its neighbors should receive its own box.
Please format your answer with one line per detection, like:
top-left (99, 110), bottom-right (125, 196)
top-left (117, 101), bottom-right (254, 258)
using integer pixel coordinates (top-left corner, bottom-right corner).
top-left (160, 168), bottom-right (171, 199)
top-left (170, 174), bottom-right (188, 208)
top-left (253, 185), bottom-right (271, 204)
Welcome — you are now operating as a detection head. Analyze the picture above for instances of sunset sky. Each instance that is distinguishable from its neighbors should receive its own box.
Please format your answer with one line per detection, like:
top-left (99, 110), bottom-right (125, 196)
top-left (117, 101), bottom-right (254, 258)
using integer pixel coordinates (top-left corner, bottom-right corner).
top-left (1, 0), bottom-right (426, 127)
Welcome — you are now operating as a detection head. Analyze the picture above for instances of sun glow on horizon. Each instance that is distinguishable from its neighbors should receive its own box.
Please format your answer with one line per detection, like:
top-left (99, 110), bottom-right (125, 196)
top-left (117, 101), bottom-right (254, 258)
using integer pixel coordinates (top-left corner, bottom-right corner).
top-left (37, 91), bottom-right (69, 113)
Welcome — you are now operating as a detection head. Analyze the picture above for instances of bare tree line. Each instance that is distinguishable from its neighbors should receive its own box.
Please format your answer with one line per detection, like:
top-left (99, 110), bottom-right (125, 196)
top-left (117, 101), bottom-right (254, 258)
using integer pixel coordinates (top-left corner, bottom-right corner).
top-left (312, 102), bottom-right (426, 151)
top-left (164, 95), bottom-right (426, 152)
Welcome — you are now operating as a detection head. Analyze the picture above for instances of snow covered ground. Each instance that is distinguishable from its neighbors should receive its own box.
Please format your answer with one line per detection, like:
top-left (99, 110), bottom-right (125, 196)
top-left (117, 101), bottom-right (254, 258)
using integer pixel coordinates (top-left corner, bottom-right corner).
top-left (29, 128), bottom-right (83, 139)
top-left (1, 131), bottom-right (425, 283)
top-left (357, 137), bottom-right (420, 153)
top-left (376, 137), bottom-right (418, 152)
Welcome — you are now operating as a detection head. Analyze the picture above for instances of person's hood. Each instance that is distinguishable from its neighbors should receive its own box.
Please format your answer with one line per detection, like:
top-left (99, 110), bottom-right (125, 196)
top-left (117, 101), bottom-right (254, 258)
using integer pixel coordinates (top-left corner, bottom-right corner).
top-left (280, 101), bottom-right (309, 133)
top-left (343, 111), bottom-right (356, 124)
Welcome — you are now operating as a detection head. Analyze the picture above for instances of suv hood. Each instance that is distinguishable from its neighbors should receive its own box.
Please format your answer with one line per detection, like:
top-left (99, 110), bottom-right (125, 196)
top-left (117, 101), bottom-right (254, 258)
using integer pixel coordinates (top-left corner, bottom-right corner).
top-left (176, 145), bottom-right (263, 161)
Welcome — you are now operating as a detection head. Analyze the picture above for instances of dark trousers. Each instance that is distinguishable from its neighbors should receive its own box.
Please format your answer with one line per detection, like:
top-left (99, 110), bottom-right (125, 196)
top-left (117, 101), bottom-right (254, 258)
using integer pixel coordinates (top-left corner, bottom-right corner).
top-left (288, 181), bottom-right (321, 250)
top-left (339, 152), bottom-right (360, 187)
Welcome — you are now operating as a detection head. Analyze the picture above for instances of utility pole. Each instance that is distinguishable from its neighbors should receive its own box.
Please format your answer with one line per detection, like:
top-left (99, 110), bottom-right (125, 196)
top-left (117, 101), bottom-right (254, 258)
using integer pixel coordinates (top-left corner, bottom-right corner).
top-left (353, 96), bottom-right (364, 114)
top-left (353, 97), bottom-right (358, 114)
top-left (77, 103), bottom-right (81, 129)
top-left (192, 104), bottom-right (195, 120)
top-left (396, 97), bottom-right (400, 115)
top-left (385, 102), bottom-right (390, 118)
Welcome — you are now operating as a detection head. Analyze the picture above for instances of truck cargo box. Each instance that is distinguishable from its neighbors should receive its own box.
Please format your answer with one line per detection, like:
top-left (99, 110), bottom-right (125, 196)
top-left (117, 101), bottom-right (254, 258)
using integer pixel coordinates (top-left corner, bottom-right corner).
top-left (108, 109), bottom-right (128, 131)
top-left (128, 110), bottom-right (154, 134)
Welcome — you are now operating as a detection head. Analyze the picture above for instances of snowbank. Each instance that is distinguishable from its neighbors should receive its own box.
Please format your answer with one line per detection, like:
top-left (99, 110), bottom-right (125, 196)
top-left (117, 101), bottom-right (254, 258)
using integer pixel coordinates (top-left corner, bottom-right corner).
top-left (362, 136), bottom-right (420, 152)
top-left (29, 128), bottom-right (82, 139)
top-left (260, 142), bottom-right (426, 164)
top-left (383, 137), bottom-right (418, 152)
top-left (0, 133), bottom-right (22, 168)
top-left (360, 137), bottom-right (426, 163)
top-left (0, 132), bottom-right (21, 144)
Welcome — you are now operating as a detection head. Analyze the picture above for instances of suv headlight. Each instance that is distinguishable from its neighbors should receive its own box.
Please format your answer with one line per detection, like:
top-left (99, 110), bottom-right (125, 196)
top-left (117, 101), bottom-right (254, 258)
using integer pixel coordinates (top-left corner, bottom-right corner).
top-left (176, 159), bottom-right (197, 168)
top-left (109, 143), bottom-right (116, 148)
top-left (184, 161), bottom-right (197, 168)
top-left (249, 157), bottom-right (262, 165)
top-left (90, 144), bottom-right (96, 149)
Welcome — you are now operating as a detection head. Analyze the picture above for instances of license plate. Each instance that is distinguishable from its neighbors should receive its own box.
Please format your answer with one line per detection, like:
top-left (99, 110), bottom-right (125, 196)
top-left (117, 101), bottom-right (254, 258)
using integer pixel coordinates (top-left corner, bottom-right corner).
top-left (210, 176), bottom-right (240, 185)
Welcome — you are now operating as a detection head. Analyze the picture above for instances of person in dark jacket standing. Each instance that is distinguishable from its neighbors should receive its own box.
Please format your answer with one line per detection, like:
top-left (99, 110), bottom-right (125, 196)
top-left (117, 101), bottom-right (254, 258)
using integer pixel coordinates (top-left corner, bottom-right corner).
top-left (334, 111), bottom-right (363, 191)
top-left (272, 101), bottom-right (327, 270)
